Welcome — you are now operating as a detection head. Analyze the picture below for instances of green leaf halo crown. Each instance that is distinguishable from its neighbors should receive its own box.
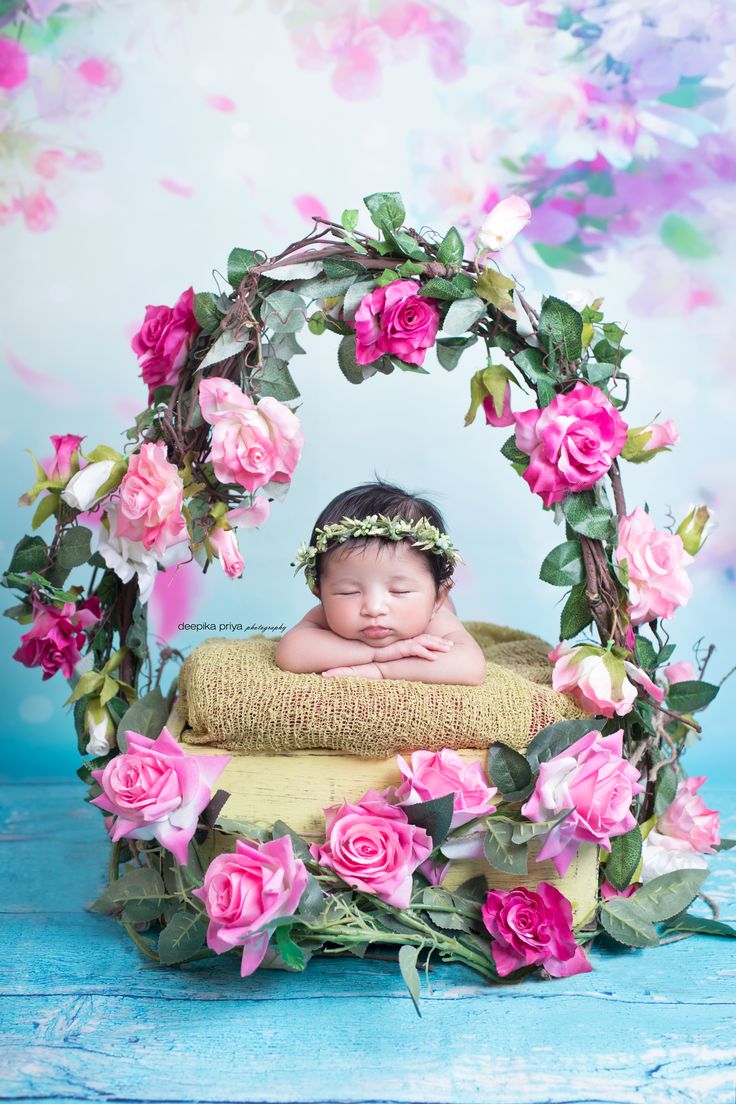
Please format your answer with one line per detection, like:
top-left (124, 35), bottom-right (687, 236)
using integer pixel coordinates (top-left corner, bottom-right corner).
top-left (291, 513), bottom-right (463, 590)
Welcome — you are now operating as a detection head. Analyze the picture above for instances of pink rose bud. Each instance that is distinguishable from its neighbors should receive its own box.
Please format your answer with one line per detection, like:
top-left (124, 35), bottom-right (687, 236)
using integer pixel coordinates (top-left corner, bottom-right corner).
top-left (476, 195), bottom-right (532, 252)
top-left (676, 505), bottom-right (716, 557)
top-left (482, 384), bottom-right (515, 427)
top-left (46, 434), bottom-right (85, 481)
top-left (481, 883), bottom-right (591, 978)
top-left (663, 660), bottom-right (696, 685)
top-left (353, 279), bottom-right (441, 367)
top-left (549, 641), bottom-right (663, 719)
top-left (615, 506), bottom-right (693, 625)
top-left (657, 776), bottom-right (720, 854)
top-left (621, 418), bottom-right (679, 463)
top-left (514, 382), bottom-right (628, 506)
top-left (199, 377), bottom-right (303, 494)
top-left (209, 525), bottom-right (244, 578)
top-left (310, 789), bottom-right (432, 909)
top-left (91, 727), bottom-right (231, 866)
top-left (193, 835), bottom-right (309, 977)
top-left (521, 727), bottom-right (645, 876)
top-left (61, 460), bottom-right (119, 512)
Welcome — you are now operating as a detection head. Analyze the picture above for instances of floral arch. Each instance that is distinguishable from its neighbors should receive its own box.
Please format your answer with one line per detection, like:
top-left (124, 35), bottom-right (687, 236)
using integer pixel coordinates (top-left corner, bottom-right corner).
top-left (6, 191), bottom-right (731, 1003)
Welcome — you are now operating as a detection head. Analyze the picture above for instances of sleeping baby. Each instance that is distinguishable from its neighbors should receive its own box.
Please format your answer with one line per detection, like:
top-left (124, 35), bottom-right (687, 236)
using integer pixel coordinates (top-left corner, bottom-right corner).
top-left (274, 480), bottom-right (486, 686)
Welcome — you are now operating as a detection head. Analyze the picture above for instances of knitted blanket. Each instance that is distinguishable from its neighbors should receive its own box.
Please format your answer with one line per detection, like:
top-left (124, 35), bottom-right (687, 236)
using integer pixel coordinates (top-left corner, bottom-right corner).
top-left (175, 621), bottom-right (586, 756)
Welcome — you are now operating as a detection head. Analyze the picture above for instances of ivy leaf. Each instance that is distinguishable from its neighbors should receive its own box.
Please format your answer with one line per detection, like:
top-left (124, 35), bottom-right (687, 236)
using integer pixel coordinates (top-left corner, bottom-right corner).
top-left (398, 944), bottom-right (422, 1017)
top-left (605, 826), bottom-right (642, 890)
top-left (475, 269), bottom-right (516, 317)
top-left (403, 793), bottom-right (455, 848)
top-left (437, 226), bottom-right (465, 265)
top-left (483, 821), bottom-right (528, 875)
top-left (666, 680), bottom-right (719, 713)
top-left (560, 583), bottom-right (592, 639)
top-left (539, 541), bottom-right (585, 587)
top-left (538, 296), bottom-right (583, 362)
top-left (487, 742), bottom-right (532, 798)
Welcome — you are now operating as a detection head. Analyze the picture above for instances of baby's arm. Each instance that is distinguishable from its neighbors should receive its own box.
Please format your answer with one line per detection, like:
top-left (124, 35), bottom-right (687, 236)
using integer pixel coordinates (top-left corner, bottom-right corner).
top-left (374, 625), bottom-right (487, 686)
top-left (274, 607), bottom-right (375, 673)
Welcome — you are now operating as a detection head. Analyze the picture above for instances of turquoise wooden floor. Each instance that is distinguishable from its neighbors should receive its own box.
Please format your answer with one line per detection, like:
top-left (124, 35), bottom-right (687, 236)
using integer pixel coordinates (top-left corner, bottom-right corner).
top-left (2, 780), bottom-right (735, 1104)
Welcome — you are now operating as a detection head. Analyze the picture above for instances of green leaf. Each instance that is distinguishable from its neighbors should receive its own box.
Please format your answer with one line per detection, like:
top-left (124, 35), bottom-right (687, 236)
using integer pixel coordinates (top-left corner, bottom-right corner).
top-left (653, 764), bottom-right (678, 817)
top-left (662, 913), bottom-right (736, 939)
top-left (261, 290), bottom-right (306, 334)
top-left (227, 247), bottom-right (261, 288)
top-left (487, 742), bottom-right (532, 797)
top-left (526, 718), bottom-right (604, 773)
top-left (158, 907), bottom-right (208, 965)
top-left (437, 226), bottom-right (464, 265)
top-left (560, 582), bottom-right (593, 639)
top-left (8, 535), bottom-right (48, 574)
top-left (337, 335), bottom-right (364, 385)
top-left (452, 874), bottom-right (489, 905)
top-left (274, 923), bottom-right (306, 971)
top-left (322, 256), bottom-right (366, 280)
top-left (421, 887), bottom-right (472, 933)
top-left (605, 827), bottom-right (642, 891)
top-left (125, 604), bottom-right (148, 661)
top-left (600, 900), bottom-right (659, 948)
top-left (660, 213), bottom-right (715, 260)
top-left (714, 838), bottom-right (735, 852)
top-left (629, 868), bottom-right (708, 923)
top-left (592, 338), bottom-right (629, 364)
top-left (271, 820), bottom-right (312, 862)
top-left (383, 226), bottom-right (428, 262)
top-left (198, 330), bottom-right (247, 372)
top-left (500, 435), bottom-right (530, 468)
top-left (440, 296), bottom-right (486, 337)
top-left (307, 313), bottom-right (326, 336)
top-left (56, 526), bottom-right (92, 571)
top-left (91, 866), bottom-right (166, 919)
top-left (435, 335), bottom-right (477, 372)
top-left (538, 296), bottom-right (583, 362)
top-left (666, 680), bottom-right (719, 713)
top-left (299, 273), bottom-right (358, 299)
top-left (193, 291), bottom-right (222, 333)
top-left (398, 944), bottom-right (422, 1016)
top-left (586, 362), bottom-right (615, 385)
top-left (539, 541), bottom-right (585, 587)
top-left (116, 687), bottom-right (168, 745)
top-left (363, 191), bottom-right (405, 230)
top-left (3, 602), bottom-right (31, 623)
top-left (258, 357), bottom-right (301, 403)
top-left (418, 277), bottom-right (464, 301)
top-left (510, 808), bottom-right (573, 844)
top-left (32, 492), bottom-right (58, 531)
top-left (484, 821), bottom-right (528, 875)
top-left (341, 208), bottom-right (359, 233)
top-left (634, 636), bottom-right (658, 671)
top-left (513, 347), bottom-right (546, 383)
top-left (562, 492), bottom-right (614, 541)
top-left (403, 793), bottom-right (455, 848)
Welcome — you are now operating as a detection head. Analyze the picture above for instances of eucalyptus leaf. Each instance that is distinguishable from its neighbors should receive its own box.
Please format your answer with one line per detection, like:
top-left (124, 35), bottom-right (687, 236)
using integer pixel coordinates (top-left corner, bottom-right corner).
top-left (398, 944), bottom-right (422, 1017)
top-left (261, 290), bottom-right (307, 334)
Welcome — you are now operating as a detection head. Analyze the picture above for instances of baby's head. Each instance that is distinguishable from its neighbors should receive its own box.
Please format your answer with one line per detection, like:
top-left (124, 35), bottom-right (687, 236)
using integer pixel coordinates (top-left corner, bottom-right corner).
top-left (299, 481), bottom-right (458, 646)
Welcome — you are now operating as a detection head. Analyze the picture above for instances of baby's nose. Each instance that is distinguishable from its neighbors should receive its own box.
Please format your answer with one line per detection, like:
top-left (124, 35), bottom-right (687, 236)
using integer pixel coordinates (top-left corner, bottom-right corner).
top-left (361, 592), bottom-right (388, 616)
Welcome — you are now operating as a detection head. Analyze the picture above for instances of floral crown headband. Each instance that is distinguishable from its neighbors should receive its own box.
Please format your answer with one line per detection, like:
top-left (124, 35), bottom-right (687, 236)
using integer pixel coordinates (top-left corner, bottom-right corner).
top-left (292, 514), bottom-right (463, 591)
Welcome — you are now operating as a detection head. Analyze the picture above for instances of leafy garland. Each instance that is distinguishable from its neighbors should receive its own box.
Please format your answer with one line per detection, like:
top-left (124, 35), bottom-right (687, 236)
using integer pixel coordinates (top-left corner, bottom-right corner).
top-left (6, 191), bottom-right (734, 1009)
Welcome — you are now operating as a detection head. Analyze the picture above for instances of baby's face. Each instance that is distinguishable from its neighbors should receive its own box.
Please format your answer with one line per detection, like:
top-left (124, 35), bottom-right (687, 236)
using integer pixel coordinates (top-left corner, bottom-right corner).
top-left (316, 541), bottom-right (445, 647)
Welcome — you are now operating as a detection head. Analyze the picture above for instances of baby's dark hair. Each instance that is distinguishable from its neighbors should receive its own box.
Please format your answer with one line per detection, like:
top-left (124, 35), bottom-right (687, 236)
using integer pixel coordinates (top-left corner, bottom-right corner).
top-left (310, 480), bottom-right (454, 592)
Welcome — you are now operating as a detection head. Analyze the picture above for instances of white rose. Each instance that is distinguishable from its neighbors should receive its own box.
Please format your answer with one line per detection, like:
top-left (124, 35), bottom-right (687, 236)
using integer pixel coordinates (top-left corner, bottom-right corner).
top-left (61, 461), bottom-right (117, 511)
top-left (476, 195), bottom-right (531, 252)
top-left (98, 505), bottom-right (188, 604)
top-left (639, 828), bottom-right (708, 883)
top-left (85, 702), bottom-right (116, 757)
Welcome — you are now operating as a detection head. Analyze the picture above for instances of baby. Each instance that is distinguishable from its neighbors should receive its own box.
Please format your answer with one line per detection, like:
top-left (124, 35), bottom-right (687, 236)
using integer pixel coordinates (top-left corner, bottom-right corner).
top-left (275, 481), bottom-right (487, 686)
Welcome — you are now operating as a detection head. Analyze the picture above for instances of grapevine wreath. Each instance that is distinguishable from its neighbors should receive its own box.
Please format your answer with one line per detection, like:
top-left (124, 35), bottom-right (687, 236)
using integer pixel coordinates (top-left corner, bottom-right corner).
top-left (8, 191), bottom-right (734, 1011)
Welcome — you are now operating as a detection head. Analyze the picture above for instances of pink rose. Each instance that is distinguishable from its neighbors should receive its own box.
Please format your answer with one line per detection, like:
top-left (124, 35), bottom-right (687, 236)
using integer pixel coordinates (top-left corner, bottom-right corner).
top-left (226, 496), bottom-right (270, 529)
top-left (91, 726), bottom-right (231, 866)
top-left (621, 418), bottom-right (679, 463)
top-left (193, 835), bottom-right (308, 976)
top-left (483, 384), bottom-right (515, 427)
top-left (45, 434), bottom-right (85, 481)
top-left (481, 883), bottom-right (591, 978)
top-left (521, 728), bottom-right (645, 876)
top-left (550, 641), bottom-right (663, 718)
top-left (115, 442), bottom-right (188, 556)
top-left (615, 506), bottom-right (693, 624)
top-left (13, 596), bottom-right (101, 680)
top-left (663, 660), bottom-right (696, 685)
top-left (476, 195), bottom-right (532, 252)
top-left (353, 279), bottom-right (440, 367)
top-left (514, 382), bottom-right (628, 507)
top-left (199, 377), bottom-right (303, 494)
top-left (0, 38), bottom-right (28, 91)
top-left (209, 526), bottom-right (244, 578)
top-left (657, 776), bottom-right (720, 854)
top-left (394, 749), bottom-right (497, 830)
top-left (310, 789), bottom-right (432, 908)
top-left (131, 287), bottom-right (199, 400)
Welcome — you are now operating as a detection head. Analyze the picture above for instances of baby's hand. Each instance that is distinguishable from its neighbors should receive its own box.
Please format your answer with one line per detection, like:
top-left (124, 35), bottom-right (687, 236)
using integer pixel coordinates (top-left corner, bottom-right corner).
top-left (374, 634), bottom-right (453, 662)
top-left (322, 663), bottom-right (383, 679)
